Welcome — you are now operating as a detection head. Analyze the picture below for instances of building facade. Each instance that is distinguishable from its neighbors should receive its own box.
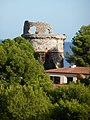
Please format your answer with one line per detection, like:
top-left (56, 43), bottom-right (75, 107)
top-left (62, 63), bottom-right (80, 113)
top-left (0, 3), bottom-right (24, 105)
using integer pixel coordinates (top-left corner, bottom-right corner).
top-left (46, 66), bottom-right (90, 84)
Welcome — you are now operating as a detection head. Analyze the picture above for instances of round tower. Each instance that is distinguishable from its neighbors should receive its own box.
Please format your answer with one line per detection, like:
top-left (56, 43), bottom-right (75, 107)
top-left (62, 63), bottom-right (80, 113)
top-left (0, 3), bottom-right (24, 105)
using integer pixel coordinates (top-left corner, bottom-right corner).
top-left (22, 20), bottom-right (66, 69)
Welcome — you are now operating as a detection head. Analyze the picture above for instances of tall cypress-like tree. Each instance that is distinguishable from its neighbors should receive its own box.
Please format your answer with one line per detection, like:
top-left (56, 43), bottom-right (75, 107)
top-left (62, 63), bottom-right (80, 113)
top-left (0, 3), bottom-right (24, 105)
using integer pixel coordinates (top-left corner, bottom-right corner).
top-left (66, 25), bottom-right (90, 66)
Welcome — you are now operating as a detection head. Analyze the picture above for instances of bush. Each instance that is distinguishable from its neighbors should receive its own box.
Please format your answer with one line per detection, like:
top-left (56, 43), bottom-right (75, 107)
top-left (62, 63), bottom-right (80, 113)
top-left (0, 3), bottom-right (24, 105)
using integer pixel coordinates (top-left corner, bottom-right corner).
top-left (0, 84), bottom-right (53, 120)
top-left (80, 77), bottom-right (90, 86)
top-left (53, 99), bottom-right (90, 120)
top-left (49, 83), bottom-right (90, 120)
top-left (49, 83), bottom-right (90, 105)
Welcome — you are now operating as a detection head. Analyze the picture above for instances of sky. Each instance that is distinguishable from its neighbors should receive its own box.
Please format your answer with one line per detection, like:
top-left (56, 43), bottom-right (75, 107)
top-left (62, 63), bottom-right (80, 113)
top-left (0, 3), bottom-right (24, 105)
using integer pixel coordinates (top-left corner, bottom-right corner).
top-left (0, 0), bottom-right (90, 41)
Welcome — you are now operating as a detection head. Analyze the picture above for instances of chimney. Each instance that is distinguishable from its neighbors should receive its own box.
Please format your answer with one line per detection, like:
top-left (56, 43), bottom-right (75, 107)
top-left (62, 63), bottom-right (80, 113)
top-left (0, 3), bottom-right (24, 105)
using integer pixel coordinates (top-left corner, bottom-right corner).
top-left (70, 65), bottom-right (76, 68)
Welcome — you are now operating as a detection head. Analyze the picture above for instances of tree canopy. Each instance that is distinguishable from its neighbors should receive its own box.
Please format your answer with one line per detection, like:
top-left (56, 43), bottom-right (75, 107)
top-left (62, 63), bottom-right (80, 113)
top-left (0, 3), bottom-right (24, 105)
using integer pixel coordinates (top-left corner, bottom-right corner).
top-left (49, 83), bottom-right (90, 120)
top-left (66, 25), bottom-right (90, 66)
top-left (0, 84), bottom-right (52, 120)
top-left (0, 36), bottom-right (90, 120)
top-left (0, 37), bottom-right (52, 91)
top-left (0, 36), bottom-right (53, 120)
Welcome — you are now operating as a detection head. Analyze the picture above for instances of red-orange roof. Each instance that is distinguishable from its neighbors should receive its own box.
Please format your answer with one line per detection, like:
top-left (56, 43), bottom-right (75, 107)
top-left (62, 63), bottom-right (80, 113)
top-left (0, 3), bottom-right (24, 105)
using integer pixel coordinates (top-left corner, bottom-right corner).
top-left (46, 67), bottom-right (90, 75)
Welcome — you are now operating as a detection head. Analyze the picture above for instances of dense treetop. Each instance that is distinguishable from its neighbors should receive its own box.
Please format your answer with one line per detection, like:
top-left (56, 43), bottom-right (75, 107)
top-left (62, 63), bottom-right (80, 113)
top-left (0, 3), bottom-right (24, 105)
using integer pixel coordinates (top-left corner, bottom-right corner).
top-left (0, 36), bottom-right (53, 120)
top-left (0, 37), bottom-right (52, 91)
top-left (0, 84), bottom-right (52, 120)
top-left (66, 25), bottom-right (90, 66)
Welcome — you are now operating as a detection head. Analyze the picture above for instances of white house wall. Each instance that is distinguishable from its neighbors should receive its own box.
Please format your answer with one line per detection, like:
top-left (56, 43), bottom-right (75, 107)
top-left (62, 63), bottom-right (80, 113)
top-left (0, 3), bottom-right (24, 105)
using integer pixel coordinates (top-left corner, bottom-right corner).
top-left (49, 73), bottom-right (77, 84)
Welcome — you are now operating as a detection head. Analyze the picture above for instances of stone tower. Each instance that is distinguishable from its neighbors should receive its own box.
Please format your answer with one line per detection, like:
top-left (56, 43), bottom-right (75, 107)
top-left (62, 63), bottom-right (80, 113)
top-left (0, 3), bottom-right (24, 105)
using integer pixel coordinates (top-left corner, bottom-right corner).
top-left (21, 20), bottom-right (66, 69)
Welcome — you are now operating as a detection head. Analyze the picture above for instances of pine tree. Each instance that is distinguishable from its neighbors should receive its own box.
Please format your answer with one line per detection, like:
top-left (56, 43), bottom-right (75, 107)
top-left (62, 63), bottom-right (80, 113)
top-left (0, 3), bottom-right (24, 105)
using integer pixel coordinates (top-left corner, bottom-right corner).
top-left (66, 25), bottom-right (90, 66)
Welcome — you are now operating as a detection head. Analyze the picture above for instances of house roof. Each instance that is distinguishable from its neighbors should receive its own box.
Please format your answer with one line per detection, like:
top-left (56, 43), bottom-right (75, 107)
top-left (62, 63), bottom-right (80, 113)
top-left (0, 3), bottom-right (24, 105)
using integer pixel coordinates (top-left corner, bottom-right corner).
top-left (46, 67), bottom-right (90, 75)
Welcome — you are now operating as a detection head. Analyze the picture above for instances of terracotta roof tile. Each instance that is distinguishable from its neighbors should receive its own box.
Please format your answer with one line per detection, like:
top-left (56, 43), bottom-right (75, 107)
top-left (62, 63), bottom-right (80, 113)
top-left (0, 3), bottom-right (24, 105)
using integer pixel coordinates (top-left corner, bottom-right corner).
top-left (46, 67), bottom-right (90, 75)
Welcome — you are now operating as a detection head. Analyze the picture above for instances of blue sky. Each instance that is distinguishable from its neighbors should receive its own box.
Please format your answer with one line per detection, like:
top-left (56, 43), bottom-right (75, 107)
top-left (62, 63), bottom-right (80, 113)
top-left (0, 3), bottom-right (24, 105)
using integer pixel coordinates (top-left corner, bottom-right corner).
top-left (0, 0), bottom-right (90, 41)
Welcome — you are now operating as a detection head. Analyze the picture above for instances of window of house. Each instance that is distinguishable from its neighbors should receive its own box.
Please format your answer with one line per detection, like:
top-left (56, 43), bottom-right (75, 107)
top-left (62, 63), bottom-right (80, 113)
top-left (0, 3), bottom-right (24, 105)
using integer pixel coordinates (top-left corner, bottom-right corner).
top-left (54, 77), bottom-right (60, 84)
top-left (50, 76), bottom-right (60, 84)
top-left (50, 76), bottom-right (53, 80)
top-left (67, 77), bottom-right (73, 83)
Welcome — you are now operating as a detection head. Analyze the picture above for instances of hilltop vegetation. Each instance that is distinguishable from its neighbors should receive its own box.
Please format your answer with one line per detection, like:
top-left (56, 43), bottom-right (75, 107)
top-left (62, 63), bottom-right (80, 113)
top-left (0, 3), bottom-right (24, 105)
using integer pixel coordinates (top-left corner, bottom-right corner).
top-left (0, 36), bottom-right (90, 120)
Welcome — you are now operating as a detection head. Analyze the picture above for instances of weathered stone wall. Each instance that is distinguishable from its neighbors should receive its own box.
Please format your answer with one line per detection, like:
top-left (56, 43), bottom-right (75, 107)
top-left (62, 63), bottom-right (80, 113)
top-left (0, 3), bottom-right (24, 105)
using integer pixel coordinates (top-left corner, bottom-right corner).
top-left (23, 20), bottom-right (52, 34)
top-left (29, 34), bottom-right (64, 52)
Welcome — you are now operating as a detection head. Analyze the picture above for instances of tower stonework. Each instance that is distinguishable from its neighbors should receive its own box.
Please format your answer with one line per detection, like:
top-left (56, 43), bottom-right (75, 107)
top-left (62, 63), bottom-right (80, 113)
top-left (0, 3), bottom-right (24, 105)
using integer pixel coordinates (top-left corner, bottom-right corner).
top-left (22, 20), bottom-right (66, 69)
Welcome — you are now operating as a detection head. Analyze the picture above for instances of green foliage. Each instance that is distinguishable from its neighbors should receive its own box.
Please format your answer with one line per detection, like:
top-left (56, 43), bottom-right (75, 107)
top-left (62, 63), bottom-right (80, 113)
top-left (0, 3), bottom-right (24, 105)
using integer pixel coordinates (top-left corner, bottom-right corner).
top-left (80, 76), bottom-right (90, 86)
top-left (49, 83), bottom-right (90, 105)
top-left (53, 99), bottom-right (90, 120)
top-left (0, 37), bottom-right (52, 91)
top-left (34, 52), bottom-right (40, 60)
top-left (49, 83), bottom-right (90, 120)
top-left (66, 25), bottom-right (90, 66)
top-left (0, 37), bottom-right (33, 83)
top-left (0, 84), bottom-right (52, 120)
top-left (1, 36), bottom-right (90, 120)
top-left (0, 36), bottom-right (54, 119)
